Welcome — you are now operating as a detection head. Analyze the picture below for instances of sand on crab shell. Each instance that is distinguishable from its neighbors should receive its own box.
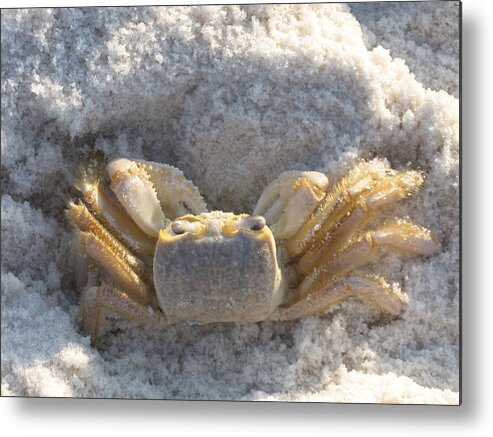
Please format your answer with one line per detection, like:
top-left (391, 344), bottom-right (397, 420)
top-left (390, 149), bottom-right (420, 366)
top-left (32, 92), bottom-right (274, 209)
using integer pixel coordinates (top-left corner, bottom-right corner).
top-left (1, 3), bottom-right (459, 402)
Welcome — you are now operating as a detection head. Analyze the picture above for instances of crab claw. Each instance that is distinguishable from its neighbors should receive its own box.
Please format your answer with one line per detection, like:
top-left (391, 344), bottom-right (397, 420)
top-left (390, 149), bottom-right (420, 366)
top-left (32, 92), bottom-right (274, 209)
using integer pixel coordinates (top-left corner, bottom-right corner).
top-left (107, 157), bottom-right (208, 238)
top-left (135, 159), bottom-right (207, 218)
top-left (107, 158), bottom-right (170, 237)
top-left (253, 171), bottom-right (329, 240)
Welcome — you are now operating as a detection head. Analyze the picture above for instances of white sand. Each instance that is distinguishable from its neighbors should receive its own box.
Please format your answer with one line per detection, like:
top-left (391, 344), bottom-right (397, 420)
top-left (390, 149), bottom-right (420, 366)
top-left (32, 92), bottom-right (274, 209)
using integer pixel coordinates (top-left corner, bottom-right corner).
top-left (1, 3), bottom-right (459, 402)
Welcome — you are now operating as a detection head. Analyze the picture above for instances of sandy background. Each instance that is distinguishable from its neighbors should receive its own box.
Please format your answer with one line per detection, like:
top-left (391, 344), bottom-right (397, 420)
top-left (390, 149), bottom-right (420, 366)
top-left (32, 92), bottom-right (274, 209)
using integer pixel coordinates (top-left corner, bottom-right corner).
top-left (1, 2), bottom-right (459, 402)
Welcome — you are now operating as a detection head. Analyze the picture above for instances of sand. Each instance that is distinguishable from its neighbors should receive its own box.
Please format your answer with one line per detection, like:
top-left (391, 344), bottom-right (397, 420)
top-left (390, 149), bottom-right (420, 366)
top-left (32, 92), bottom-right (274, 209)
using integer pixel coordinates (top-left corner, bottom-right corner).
top-left (1, 2), bottom-right (460, 403)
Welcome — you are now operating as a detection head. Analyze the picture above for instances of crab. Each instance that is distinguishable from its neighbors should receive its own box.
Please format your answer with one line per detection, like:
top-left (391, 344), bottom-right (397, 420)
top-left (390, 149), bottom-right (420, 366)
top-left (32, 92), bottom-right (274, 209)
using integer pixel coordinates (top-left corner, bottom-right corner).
top-left (67, 153), bottom-right (440, 344)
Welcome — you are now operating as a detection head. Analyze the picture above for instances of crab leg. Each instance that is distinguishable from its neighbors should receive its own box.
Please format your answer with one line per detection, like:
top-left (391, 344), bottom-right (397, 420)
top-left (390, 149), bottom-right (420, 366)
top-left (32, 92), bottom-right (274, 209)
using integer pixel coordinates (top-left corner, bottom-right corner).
top-left (295, 164), bottom-right (424, 276)
top-left (274, 277), bottom-right (351, 320)
top-left (297, 221), bottom-right (440, 295)
top-left (295, 201), bottom-right (371, 275)
top-left (70, 228), bottom-right (89, 290)
top-left (253, 170), bottom-right (329, 240)
top-left (274, 274), bottom-right (407, 321)
top-left (348, 275), bottom-right (407, 316)
top-left (79, 230), bottom-right (153, 305)
top-left (80, 283), bottom-right (167, 344)
top-left (285, 159), bottom-right (424, 258)
top-left (76, 154), bottom-right (156, 256)
top-left (68, 201), bottom-right (151, 279)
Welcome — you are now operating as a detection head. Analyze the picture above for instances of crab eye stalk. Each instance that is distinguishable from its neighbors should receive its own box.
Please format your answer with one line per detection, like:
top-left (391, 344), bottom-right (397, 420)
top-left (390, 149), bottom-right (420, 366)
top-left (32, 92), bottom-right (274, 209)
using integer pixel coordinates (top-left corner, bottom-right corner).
top-left (246, 216), bottom-right (266, 231)
top-left (171, 220), bottom-right (187, 235)
top-left (170, 219), bottom-right (204, 236)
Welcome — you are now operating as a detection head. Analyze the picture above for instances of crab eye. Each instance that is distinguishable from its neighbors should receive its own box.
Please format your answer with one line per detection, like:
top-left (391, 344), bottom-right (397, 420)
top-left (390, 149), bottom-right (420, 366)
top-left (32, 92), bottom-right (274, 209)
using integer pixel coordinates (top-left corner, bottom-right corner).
top-left (247, 216), bottom-right (266, 231)
top-left (171, 220), bottom-right (187, 235)
top-left (171, 219), bottom-right (204, 236)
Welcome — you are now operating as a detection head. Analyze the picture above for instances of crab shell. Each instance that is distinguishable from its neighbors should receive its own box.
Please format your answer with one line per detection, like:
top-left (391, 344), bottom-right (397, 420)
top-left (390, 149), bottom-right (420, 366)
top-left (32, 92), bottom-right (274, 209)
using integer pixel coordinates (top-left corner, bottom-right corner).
top-left (155, 212), bottom-right (283, 323)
